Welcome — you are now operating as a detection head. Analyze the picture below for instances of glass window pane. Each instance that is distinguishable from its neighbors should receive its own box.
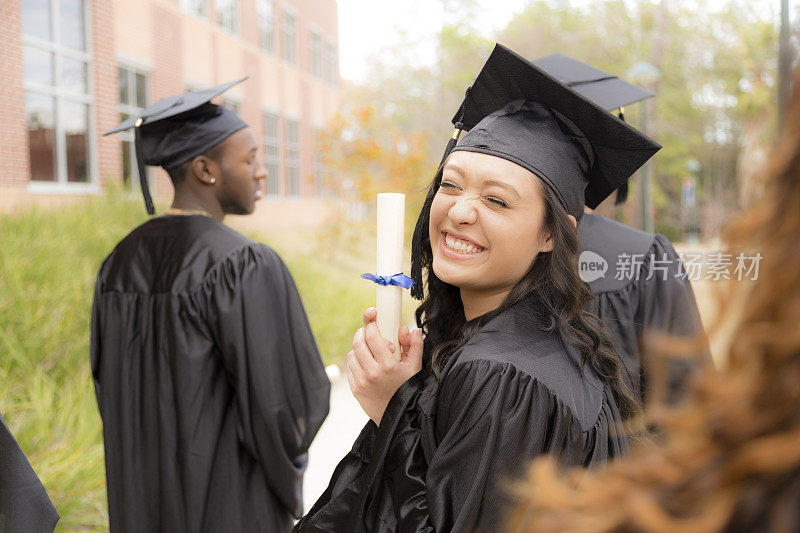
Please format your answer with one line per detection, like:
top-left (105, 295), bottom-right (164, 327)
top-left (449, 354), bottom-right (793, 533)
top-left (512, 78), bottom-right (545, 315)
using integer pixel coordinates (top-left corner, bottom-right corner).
top-left (217, 0), bottom-right (238, 34)
top-left (118, 67), bottom-right (129, 105)
top-left (26, 92), bottom-right (56, 181)
top-left (24, 46), bottom-right (54, 85)
top-left (281, 12), bottom-right (295, 63)
top-left (257, 0), bottom-right (274, 52)
top-left (62, 100), bottom-right (89, 182)
top-left (135, 73), bottom-right (147, 107)
top-left (264, 113), bottom-right (277, 138)
top-left (60, 0), bottom-right (86, 51)
top-left (23, 0), bottom-right (52, 41)
top-left (326, 43), bottom-right (337, 84)
top-left (62, 57), bottom-right (87, 93)
top-left (310, 33), bottom-right (320, 76)
top-left (122, 140), bottom-right (132, 185)
top-left (180, 0), bottom-right (206, 17)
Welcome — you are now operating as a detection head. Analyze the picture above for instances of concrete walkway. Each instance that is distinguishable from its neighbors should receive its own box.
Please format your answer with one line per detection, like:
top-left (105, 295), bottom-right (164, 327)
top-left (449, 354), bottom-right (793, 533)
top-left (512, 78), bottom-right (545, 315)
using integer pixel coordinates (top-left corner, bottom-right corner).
top-left (302, 369), bottom-right (368, 512)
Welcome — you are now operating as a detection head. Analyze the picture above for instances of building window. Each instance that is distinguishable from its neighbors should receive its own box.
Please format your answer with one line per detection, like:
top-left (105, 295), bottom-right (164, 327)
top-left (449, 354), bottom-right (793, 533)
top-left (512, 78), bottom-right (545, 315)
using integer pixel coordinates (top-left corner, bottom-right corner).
top-left (180, 0), bottom-right (206, 18)
top-left (22, 0), bottom-right (92, 185)
top-left (216, 0), bottom-right (239, 34)
top-left (263, 112), bottom-right (280, 196)
top-left (310, 32), bottom-right (321, 77)
top-left (281, 11), bottom-right (296, 64)
top-left (313, 128), bottom-right (324, 197)
top-left (257, 0), bottom-right (274, 53)
top-left (221, 98), bottom-right (240, 115)
top-left (284, 119), bottom-right (299, 197)
top-left (324, 41), bottom-right (337, 85)
top-left (118, 66), bottom-right (148, 191)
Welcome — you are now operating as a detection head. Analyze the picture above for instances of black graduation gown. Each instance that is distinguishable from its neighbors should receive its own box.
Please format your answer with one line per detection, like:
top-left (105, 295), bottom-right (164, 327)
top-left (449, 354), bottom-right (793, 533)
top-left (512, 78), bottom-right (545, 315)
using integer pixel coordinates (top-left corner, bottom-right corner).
top-left (91, 215), bottom-right (331, 532)
top-left (0, 413), bottom-right (59, 532)
top-left (295, 297), bottom-right (629, 532)
top-left (578, 213), bottom-right (708, 404)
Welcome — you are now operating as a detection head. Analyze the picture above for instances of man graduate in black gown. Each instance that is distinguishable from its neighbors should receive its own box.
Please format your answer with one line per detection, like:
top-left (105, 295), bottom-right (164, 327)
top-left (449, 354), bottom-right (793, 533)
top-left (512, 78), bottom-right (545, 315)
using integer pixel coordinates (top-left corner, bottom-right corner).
top-left (533, 54), bottom-right (709, 404)
top-left (93, 79), bottom-right (330, 532)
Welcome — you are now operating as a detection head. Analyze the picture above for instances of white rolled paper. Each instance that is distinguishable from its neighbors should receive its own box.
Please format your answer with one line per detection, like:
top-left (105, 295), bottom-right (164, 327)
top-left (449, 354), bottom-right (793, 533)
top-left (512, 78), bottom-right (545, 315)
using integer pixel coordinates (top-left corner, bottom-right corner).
top-left (376, 193), bottom-right (405, 361)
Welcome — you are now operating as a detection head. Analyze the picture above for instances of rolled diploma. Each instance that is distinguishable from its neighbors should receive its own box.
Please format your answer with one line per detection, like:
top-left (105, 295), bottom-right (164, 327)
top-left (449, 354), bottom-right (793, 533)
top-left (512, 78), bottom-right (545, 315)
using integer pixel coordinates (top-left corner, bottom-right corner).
top-left (376, 193), bottom-right (405, 361)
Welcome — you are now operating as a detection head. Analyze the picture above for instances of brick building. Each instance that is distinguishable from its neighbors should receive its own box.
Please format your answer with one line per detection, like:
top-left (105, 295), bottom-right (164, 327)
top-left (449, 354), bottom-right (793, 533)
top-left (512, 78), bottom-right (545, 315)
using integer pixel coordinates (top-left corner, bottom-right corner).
top-left (0, 0), bottom-right (342, 229)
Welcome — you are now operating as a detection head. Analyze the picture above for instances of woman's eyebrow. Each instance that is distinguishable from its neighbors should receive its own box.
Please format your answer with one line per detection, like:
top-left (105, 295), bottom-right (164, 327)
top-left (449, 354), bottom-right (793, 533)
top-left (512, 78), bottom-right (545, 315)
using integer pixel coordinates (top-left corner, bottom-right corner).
top-left (444, 162), bottom-right (466, 175)
top-left (482, 179), bottom-right (521, 199)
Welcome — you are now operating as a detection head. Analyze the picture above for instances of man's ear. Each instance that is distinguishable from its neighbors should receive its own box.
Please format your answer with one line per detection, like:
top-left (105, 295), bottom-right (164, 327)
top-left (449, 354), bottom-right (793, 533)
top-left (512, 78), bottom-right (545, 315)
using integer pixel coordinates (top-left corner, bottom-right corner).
top-left (189, 155), bottom-right (219, 186)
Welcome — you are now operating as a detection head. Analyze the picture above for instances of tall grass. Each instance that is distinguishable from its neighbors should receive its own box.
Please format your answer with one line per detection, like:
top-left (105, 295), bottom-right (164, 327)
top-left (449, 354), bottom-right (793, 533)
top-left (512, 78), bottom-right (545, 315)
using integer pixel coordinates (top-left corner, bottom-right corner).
top-left (0, 190), bottom-right (373, 529)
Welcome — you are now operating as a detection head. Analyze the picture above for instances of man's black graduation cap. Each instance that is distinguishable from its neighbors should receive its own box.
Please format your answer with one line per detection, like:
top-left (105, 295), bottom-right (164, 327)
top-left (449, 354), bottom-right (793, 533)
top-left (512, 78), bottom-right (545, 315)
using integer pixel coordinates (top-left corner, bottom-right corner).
top-left (531, 53), bottom-right (654, 203)
top-left (410, 44), bottom-right (660, 299)
top-left (532, 53), bottom-right (652, 112)
top-left (104, 78), bottom-right (248, 214)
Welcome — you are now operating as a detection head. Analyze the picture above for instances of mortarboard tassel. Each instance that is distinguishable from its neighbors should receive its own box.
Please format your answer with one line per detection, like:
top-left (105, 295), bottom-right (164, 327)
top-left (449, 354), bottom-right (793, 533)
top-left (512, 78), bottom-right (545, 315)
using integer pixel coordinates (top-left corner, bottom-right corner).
top-left (437, 86), bottom-right (472, 167)
top-left (134, 120), bottom-right (156, 215)
top-left (411, 87), bottom-right (472, 300)
top-left (615, 107), bottom-right (629, 205)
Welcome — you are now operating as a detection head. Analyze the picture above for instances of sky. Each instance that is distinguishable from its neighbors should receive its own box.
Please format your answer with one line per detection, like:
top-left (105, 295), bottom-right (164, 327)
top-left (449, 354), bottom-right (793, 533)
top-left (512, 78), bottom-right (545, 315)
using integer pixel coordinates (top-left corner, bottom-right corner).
top-left (336, 0), bottom-right (773, 83)
top-left (336, 0), bottom-right (529, 82)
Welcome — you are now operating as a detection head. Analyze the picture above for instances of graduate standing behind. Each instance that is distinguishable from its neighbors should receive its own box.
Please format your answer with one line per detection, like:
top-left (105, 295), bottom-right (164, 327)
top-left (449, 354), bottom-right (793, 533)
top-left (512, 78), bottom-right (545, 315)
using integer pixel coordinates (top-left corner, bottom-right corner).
top-left (296, 44), bottom-right (659, 532)
top-left (531, 54), bottom-right (709, 404)
top-left (93, 80), bottom-right (330, 532)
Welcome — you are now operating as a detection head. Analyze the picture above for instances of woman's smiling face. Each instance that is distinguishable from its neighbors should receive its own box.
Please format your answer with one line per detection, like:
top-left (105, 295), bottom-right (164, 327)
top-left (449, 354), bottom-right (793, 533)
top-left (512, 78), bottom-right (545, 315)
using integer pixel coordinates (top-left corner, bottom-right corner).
top-left (428, 150), bottom-right (553, 300)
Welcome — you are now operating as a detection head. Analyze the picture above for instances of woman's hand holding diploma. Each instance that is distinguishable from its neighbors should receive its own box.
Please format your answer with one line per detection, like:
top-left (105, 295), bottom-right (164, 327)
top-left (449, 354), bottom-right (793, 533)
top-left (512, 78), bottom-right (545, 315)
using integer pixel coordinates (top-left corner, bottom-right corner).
top-left (346, 307), bottom-right (423, 425)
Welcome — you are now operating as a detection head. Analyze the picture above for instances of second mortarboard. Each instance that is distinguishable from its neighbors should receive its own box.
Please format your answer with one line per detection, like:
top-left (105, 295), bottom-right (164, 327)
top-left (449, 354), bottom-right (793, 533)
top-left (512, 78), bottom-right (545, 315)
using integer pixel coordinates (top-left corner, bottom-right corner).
top-left (104, 78), bottom-right (248, 214)
top-left (531, 53), bottom-right (653, 112)
top-left (531, 53), bottom-right (654, 203)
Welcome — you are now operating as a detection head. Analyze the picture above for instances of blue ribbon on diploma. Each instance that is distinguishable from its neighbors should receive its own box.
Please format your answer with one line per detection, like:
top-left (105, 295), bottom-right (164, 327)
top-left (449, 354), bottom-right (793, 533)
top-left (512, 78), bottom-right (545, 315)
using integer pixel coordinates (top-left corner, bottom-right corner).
top-left (361, 273), bottom-right (416, 290)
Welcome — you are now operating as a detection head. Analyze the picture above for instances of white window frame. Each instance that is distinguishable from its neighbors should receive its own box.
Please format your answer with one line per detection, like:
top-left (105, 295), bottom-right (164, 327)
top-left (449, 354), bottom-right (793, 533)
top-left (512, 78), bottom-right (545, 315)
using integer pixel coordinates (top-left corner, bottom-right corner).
top-left (280, 9), bottom-right (296, 65)
top-left (117, 62), bottom-right (151, 196)
top-left (256, 0), bottom-right (275, 53)
top-left (24, 0), bottom-right (98, 194)
top-left (216, 0), bottom-right (240, 35)
top-left (324, 40), bottom-right (338, 86)
top-left (284, 117), bottom-right (301, 197)
top-left (263, 110), bottom-right (281, 197)
top-left (180, 0), bottom-right (207, 18)
top-left (309, 31), bottom-right (321, 78)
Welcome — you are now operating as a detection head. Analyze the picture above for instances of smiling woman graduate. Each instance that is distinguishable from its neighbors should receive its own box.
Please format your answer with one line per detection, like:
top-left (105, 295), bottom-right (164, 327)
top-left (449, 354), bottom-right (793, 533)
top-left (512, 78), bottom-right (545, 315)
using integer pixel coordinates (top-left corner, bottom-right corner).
top-left (295, 44), bottom-right (660, 533)
top-left (93, 81), bottom-right (330, 532)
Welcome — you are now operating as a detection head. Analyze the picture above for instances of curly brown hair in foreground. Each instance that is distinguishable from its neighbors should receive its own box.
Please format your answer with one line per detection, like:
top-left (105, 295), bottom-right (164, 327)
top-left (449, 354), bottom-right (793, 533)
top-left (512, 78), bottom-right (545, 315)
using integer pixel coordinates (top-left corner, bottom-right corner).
top-left (506, 76), bottom-right (800, 533)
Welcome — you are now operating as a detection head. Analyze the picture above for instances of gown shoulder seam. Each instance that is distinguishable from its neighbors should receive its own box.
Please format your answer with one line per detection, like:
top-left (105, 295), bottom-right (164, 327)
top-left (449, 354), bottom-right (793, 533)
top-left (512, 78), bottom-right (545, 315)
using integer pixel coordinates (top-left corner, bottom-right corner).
top-left (446, 358), bottom-right (610, 434)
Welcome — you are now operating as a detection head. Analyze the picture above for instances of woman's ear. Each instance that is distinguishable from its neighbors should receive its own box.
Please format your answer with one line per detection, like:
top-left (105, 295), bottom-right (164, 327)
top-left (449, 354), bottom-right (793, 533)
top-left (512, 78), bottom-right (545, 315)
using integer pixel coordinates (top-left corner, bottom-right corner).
top-left (540, 229), bottom-right (555, 253)
top-left (567, 214), bottom-right (577, 228)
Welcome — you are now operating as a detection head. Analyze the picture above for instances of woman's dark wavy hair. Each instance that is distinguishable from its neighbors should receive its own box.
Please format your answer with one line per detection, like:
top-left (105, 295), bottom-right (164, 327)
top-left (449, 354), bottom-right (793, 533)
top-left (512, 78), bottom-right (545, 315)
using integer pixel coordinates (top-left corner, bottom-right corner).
top-left (410, 161), bottom-right (639, 420)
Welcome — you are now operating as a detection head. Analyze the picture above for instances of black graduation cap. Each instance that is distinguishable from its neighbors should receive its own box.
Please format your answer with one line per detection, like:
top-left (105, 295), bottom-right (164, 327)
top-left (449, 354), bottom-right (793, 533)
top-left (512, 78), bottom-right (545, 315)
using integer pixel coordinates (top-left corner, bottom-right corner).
top-left (104, 78), bottom-right (249, 214)
top-left (531, 53), bottom-right (654, 203)
top-left (531, 53), bottom-right (653, 112)
top-left (410, 44), bottom-right (660, 299)
top-left (449, 45), bottom-right (660, 218)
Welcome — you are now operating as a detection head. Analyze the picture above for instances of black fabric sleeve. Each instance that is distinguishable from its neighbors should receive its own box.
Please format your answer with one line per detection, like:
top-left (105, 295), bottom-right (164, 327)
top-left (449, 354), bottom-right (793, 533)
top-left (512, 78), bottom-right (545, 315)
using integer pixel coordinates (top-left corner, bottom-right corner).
top-left (0, 414), bottom-right (60, 532)
top-left (637, 235), bottom-right (711, 402)
top-left (203, 244), bottom-right (331, 518)
top-left (386, 360), bottom-right (591, 532)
